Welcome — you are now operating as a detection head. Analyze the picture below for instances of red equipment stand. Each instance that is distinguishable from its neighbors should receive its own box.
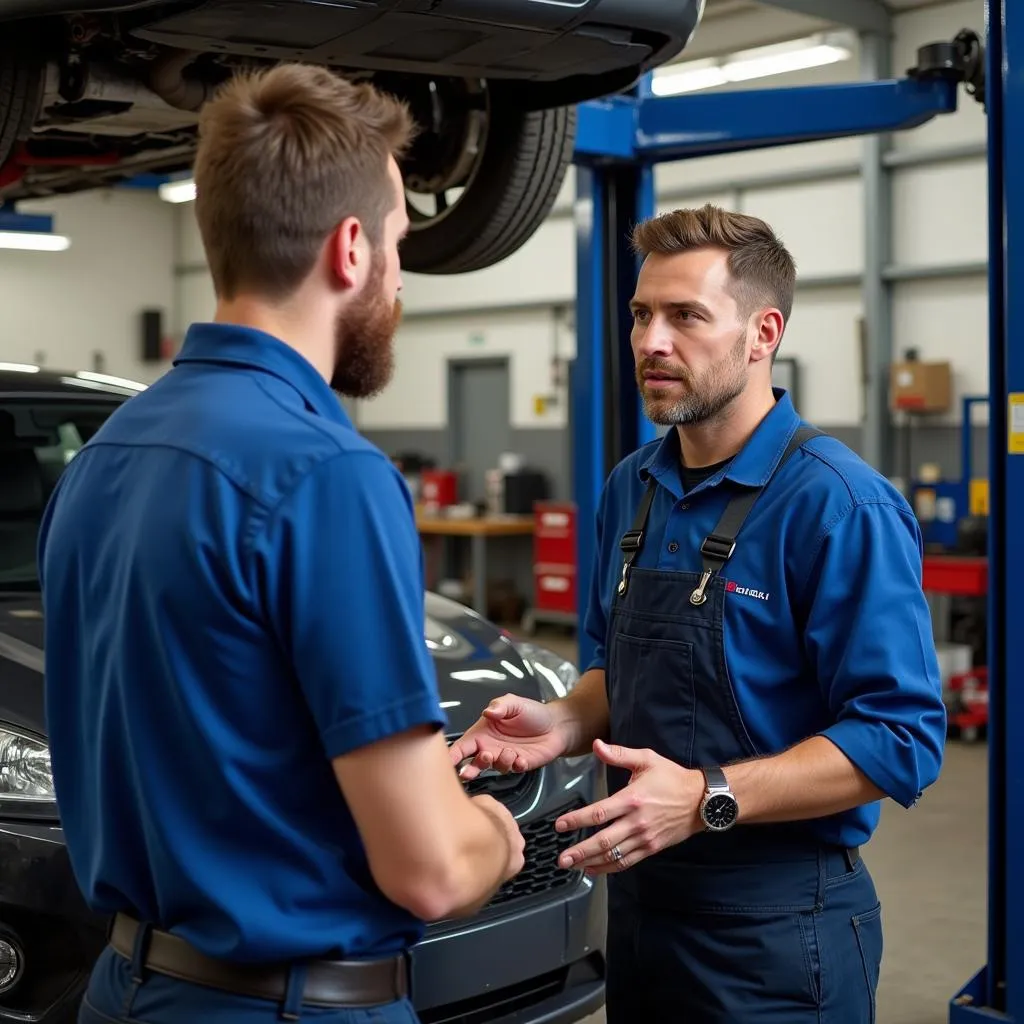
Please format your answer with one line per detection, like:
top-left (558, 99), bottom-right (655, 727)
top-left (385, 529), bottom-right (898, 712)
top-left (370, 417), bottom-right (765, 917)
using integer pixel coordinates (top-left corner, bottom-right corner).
top-left (923, 555), bottom-right (989, 740)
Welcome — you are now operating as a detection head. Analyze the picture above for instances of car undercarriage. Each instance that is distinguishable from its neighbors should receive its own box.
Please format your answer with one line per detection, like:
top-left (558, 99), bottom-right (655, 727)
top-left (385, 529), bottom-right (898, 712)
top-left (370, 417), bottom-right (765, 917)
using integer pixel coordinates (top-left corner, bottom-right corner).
top-left (0, 0), bottom-right (706, 273)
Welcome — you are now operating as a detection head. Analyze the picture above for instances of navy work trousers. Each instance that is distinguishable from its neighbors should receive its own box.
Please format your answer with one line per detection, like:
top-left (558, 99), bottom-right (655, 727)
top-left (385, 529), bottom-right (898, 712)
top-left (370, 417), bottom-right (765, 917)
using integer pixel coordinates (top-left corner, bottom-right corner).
top-left (78, 946), bottom-right (420, 1024)
top-left (605, 845), bottom-right (884, 1023)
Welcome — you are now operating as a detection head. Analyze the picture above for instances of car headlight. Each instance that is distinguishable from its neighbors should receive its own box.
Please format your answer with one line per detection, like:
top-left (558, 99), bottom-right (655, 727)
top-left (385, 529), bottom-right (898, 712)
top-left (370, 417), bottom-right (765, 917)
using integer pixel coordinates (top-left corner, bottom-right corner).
top-left (0, 727), bottom-right (55, 804)
top-left (514, 641), bottom-right (580, 700)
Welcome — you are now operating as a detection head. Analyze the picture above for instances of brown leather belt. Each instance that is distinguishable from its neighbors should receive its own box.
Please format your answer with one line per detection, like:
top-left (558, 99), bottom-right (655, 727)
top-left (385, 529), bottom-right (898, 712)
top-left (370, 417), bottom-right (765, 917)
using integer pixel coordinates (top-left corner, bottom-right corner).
top-left (109, 914), bottom-right (409, 1010)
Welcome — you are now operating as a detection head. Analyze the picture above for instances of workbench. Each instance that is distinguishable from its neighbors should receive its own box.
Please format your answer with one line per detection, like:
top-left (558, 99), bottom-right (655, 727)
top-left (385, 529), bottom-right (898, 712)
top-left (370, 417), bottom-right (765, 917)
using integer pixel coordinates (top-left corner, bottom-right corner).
top-left (415, 510), bottom-right (534, 617)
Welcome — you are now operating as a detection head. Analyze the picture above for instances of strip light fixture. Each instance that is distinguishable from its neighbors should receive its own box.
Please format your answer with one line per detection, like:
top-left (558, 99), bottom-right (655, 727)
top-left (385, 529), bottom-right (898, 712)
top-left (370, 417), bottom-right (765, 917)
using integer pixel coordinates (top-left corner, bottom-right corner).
top-left (652, 33), bottom-right (854, 97)
top-left (0, 208), bottom-right (72, 251)
top-left (0, 230), bottom-right (71, 252)
top-left (158, 178), bottom-right (197, 204)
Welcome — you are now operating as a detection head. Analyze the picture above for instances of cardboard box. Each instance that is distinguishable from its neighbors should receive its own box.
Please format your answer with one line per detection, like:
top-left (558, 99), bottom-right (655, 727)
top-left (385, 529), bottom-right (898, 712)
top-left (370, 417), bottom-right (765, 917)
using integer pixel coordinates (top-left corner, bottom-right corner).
top-left (891, 360), bottom-right (953, 413)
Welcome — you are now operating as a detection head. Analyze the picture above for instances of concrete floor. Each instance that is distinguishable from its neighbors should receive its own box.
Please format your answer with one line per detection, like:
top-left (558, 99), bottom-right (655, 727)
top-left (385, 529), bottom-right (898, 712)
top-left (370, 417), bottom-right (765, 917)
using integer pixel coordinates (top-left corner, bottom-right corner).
top-left (518, 627), bottom-right (988, 1024)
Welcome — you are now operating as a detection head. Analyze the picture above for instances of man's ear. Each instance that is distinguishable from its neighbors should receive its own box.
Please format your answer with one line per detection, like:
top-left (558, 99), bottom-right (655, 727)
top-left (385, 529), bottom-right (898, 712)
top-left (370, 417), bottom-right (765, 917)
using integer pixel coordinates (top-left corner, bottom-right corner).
top-left (329, 217), bottom-right (364, 290)
top-left (750, 308), bottom-right (784, 364)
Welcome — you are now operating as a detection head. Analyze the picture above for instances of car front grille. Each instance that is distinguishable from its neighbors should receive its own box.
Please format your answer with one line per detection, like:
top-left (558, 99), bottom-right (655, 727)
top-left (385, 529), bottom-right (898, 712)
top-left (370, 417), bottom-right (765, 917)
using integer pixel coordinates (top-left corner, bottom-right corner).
top-left (461, 769), bottom-right (534, 801)
top-left (450, 758), bottom-right (586, 911)
top-left (486, 803), bottom-right (584, 908)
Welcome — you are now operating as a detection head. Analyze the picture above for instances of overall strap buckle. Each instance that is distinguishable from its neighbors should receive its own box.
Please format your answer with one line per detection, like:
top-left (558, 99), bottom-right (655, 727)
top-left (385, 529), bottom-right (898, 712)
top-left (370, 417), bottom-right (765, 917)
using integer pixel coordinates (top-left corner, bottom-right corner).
top-left (700, 533), bottom-right (737, 564)
top-left (689, 425), bottom-right (825, 607)
top-left (620, 528), bottom-right (644, 554)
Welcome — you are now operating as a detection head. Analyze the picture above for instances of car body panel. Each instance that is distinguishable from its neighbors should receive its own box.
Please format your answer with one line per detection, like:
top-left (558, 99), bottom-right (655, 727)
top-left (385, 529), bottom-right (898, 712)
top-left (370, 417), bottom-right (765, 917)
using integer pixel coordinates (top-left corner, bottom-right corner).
top-left (0, 366), bottom-right (606, 1024)
top-left (1, 0), bottom-right (703, 88)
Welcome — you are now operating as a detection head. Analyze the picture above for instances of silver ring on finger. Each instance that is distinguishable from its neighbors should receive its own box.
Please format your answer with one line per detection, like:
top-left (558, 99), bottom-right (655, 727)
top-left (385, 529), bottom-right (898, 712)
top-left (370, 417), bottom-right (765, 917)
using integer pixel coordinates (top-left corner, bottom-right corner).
top-left (611, 845), bottom-right (623, 862)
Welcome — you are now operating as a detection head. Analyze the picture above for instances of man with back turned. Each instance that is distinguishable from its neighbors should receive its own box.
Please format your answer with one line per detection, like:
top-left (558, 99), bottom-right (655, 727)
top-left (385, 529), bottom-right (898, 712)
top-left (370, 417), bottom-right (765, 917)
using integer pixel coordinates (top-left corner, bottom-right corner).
top-left (39, 63), bottom-right (524, 1024)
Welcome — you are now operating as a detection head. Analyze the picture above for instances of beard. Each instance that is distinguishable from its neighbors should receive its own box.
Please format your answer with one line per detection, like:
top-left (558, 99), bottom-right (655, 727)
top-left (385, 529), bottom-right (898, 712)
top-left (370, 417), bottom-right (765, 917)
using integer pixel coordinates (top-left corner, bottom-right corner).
top-left (330, 251), bottom-right (403, 399)
top-left (636, 329), bottom-right (749, 427)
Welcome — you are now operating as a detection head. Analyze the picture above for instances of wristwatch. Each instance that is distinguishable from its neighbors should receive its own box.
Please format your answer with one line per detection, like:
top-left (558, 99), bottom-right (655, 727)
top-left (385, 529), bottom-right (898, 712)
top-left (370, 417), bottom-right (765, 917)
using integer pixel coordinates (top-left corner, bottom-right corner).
top-left (699, 766), bottom-right (740, 832)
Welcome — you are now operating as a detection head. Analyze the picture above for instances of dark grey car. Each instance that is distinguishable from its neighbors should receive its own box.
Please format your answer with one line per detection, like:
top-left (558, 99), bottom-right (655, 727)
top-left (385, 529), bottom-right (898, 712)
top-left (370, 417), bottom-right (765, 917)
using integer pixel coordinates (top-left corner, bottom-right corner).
top-left (0, 0), bottom-right (706, 274)
top-left (0, 365), bottom-right (607, 1024)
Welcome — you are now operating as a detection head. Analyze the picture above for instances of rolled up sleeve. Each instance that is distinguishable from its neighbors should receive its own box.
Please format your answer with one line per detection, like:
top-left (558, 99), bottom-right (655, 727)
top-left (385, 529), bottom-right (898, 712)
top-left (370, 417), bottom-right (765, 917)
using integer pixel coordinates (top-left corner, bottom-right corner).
top-left (802, 500), bottom-right (947, 808)
top-left (252, 452), bottom-right (447, 759)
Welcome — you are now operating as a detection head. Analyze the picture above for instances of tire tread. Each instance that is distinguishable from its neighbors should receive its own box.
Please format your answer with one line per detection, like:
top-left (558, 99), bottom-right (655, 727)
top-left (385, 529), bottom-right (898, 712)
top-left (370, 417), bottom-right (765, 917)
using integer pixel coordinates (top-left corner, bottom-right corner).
top-left (401, 101), bottom-right (577, 276)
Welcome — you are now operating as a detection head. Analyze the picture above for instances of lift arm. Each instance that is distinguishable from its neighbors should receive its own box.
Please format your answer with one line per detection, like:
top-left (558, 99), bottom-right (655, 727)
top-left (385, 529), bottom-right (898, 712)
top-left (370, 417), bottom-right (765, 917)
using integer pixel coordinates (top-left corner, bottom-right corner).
top-left (575, 76), bottom-right (958, 166)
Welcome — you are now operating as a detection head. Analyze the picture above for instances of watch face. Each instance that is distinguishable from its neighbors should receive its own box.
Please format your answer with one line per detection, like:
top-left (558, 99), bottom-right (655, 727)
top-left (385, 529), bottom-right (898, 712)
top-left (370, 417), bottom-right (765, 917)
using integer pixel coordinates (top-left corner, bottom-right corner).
top-left (703, 793), bottom-right (739, 831)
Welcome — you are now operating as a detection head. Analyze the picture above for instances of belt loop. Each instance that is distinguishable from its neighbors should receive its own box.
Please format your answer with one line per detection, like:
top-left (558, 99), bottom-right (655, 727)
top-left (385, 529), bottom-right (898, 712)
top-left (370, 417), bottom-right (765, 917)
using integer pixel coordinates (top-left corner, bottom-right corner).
top-left (122, 921), bottom-right (153, 1017)
top-left (279, 963), bottom-right (308, 1022)
top-left (129, 922), bottom-right (153, 985)
top-left (401, 950), bottom-right (413, 1003)
top-left (814, 848), bottom-right (826, 912)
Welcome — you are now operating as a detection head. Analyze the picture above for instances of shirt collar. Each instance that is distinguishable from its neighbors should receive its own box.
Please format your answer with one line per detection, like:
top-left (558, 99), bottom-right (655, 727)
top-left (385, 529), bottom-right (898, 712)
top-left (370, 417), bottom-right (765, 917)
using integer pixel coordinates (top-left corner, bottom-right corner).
top-left (173, 322), bottom-right (352, 426)
top-left (639, 388), bottom-right (803, 493)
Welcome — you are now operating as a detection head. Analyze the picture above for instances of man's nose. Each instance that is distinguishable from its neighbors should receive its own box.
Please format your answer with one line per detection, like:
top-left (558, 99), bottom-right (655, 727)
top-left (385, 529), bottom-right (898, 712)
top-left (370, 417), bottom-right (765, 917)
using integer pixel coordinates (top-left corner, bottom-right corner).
top-left (636, 317), bottom-right (675, 358)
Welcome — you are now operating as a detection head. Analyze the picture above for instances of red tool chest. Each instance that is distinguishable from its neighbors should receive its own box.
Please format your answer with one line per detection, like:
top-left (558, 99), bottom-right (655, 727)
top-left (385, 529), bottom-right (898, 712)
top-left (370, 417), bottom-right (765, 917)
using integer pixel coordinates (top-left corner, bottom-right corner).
top-left (533, 503), bottom-right (578, 617)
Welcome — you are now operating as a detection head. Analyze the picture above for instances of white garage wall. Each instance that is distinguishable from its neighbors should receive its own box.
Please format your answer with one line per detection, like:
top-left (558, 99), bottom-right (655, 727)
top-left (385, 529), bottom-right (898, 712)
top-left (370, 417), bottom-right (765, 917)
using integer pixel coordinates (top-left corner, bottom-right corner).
top-left (167, 0), bottom-right (986, 447)
top-left (0, 189), bottom-right (175, 383)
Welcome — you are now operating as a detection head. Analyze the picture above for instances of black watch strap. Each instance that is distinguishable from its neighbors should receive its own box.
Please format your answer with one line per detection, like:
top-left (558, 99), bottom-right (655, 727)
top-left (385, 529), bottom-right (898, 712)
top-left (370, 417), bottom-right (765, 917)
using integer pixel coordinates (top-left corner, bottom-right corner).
top-left (702, 765), bottom-right (730, 792)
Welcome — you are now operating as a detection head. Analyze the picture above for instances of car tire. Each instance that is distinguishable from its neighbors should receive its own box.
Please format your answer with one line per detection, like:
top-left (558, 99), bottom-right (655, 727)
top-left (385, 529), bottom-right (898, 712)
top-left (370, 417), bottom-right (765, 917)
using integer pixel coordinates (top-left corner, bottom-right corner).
top-left (0, 34), bottom-right (43, 167)
top-left (401, 94), bottom-right (576, 276)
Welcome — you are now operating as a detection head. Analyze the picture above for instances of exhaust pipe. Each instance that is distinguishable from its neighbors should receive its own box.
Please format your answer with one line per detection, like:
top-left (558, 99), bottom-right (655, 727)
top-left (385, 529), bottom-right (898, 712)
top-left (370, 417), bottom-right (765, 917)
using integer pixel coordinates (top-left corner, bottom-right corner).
top-left (149, 49), bottom-right (213, 112)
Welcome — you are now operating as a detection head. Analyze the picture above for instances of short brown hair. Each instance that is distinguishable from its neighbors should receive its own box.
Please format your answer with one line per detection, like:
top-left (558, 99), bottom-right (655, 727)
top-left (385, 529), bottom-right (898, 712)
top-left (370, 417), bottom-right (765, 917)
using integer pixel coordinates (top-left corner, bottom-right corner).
top-left (192, 62), bottom-right (415, 301)
top-left (632, 204), bottom-right (797, 326)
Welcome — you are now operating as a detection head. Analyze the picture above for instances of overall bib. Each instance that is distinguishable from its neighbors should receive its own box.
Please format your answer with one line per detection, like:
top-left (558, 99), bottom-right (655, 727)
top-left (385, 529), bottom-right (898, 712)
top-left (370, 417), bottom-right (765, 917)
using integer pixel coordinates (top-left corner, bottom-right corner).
top-left (603, 426), bottom-right (884, 1023)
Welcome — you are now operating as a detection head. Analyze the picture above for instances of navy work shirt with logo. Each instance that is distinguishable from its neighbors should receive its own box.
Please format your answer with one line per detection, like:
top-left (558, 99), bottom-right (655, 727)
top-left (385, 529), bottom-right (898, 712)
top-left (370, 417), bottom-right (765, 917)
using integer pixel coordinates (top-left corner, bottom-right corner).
top-left (38, 323), bottom-right (448, 963)
top-left (583, 389), bottom-right (948, 848)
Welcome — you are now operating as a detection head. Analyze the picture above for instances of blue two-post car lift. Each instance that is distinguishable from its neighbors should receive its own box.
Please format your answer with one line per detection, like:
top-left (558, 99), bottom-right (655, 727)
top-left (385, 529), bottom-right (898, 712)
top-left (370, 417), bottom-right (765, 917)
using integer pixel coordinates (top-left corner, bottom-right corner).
top-left (569, 2), bottom-right (1019, 1020)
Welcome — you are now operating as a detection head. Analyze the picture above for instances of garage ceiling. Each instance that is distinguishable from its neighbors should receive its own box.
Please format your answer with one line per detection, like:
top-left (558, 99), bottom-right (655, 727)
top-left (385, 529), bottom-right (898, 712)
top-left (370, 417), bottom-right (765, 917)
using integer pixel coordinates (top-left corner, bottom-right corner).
top-left (682, 0), bottom-right (958, 61)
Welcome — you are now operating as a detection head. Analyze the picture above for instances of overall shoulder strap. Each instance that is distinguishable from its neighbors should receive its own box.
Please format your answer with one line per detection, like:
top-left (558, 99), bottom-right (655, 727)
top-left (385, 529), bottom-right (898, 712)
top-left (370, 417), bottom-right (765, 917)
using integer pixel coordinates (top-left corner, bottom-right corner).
top-left (689, 425), bottom-right (825, 606)
top-left (617, 476), bottom-right (658, 596)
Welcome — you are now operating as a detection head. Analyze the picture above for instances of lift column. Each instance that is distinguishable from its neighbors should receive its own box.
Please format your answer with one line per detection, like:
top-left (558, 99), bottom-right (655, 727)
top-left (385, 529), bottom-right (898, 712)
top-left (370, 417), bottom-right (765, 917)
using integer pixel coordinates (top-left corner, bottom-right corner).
top-left (951, 0), bottom-right (1024, 1018)
top-left (572, 110), bottom-right (656, 671)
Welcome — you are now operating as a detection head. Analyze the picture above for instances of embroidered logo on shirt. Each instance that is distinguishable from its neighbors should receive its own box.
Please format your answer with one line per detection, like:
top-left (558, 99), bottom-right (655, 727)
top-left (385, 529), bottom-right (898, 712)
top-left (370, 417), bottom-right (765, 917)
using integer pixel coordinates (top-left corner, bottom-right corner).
top-left (726, 580), bottom-right (770, 602)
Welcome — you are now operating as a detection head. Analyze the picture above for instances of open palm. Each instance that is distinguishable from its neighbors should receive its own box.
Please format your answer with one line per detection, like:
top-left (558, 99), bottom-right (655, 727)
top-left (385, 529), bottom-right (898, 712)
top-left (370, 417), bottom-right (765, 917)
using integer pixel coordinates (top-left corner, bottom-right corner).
top-left (449, 695), bottom-right (570, 781)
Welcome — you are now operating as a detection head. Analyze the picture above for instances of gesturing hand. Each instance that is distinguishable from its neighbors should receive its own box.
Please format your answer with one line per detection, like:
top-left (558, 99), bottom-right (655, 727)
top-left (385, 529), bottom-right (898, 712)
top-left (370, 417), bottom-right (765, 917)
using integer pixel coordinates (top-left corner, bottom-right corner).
top-left (448, 694), bottom-right (570, 781)
top-left (554, 740), bottom-right (706, 875)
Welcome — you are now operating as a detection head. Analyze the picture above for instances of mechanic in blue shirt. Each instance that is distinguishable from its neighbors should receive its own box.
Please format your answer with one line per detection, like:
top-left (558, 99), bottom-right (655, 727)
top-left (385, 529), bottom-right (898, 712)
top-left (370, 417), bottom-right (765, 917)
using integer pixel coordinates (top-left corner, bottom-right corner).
top-left (38, 64), bottom-right (524, 1024)
top-left (451, 205), bottom-right (947, 1023)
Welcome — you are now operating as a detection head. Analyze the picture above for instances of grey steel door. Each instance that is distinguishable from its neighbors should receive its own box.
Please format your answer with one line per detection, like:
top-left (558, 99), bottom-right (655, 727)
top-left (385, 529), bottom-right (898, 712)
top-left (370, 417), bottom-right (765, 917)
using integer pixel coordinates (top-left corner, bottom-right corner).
top-left (448, 358), bottom-right (511, 504)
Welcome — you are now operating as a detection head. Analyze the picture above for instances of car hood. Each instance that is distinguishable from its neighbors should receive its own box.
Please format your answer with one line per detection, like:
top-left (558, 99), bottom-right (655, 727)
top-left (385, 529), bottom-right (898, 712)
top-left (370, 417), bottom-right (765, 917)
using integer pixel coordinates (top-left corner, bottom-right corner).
top-left (0, 591), bottom-right (550, 740)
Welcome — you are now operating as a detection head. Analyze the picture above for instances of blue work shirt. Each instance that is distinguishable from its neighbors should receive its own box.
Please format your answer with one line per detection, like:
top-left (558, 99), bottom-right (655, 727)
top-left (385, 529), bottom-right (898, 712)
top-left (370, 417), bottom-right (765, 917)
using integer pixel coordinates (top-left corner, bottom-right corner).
top-left (38, 322), bottom-right (447, 963)
top-left (584, 389), bottom-right (947, 849)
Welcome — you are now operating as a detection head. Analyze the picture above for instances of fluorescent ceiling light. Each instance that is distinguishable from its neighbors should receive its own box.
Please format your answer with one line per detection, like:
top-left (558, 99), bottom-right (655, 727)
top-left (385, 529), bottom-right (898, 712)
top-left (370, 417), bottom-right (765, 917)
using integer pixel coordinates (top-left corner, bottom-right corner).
top-left (0, 363), bottom-right (40, 373)
top-left (158, 178), bottom-right (196, 204)
top-left (0, 231), bottom-right (71, 252)
top-left (653, 34), bottom-right (853, 96)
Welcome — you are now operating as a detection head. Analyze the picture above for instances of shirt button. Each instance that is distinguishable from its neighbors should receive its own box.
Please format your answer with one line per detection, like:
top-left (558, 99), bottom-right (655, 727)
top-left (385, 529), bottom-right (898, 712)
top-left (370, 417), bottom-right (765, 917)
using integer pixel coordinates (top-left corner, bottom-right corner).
top-left (668, 541), bottom-right (679, 553)
top-left (679, 502), bottom-right (689, 510)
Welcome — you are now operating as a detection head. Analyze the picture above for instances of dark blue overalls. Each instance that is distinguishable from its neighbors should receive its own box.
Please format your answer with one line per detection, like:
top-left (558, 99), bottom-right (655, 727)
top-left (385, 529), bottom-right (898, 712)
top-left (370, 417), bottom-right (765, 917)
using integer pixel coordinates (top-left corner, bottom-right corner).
top-left (602, 427), bottom-right (884, 1023)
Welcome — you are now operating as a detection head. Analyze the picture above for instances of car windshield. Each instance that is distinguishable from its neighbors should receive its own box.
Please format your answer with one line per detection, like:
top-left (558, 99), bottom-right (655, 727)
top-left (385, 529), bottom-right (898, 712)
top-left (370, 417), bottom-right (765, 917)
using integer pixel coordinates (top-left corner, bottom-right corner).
top-left (0, 396), bottom-right (123, 590)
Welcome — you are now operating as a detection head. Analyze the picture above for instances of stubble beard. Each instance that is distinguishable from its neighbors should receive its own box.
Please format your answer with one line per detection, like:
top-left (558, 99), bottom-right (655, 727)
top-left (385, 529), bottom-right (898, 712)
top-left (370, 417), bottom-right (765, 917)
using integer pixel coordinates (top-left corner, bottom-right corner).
top-left (330, 249), bottom-right (404, 400)
top-left (637, 330), bottom-right (750, 427)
